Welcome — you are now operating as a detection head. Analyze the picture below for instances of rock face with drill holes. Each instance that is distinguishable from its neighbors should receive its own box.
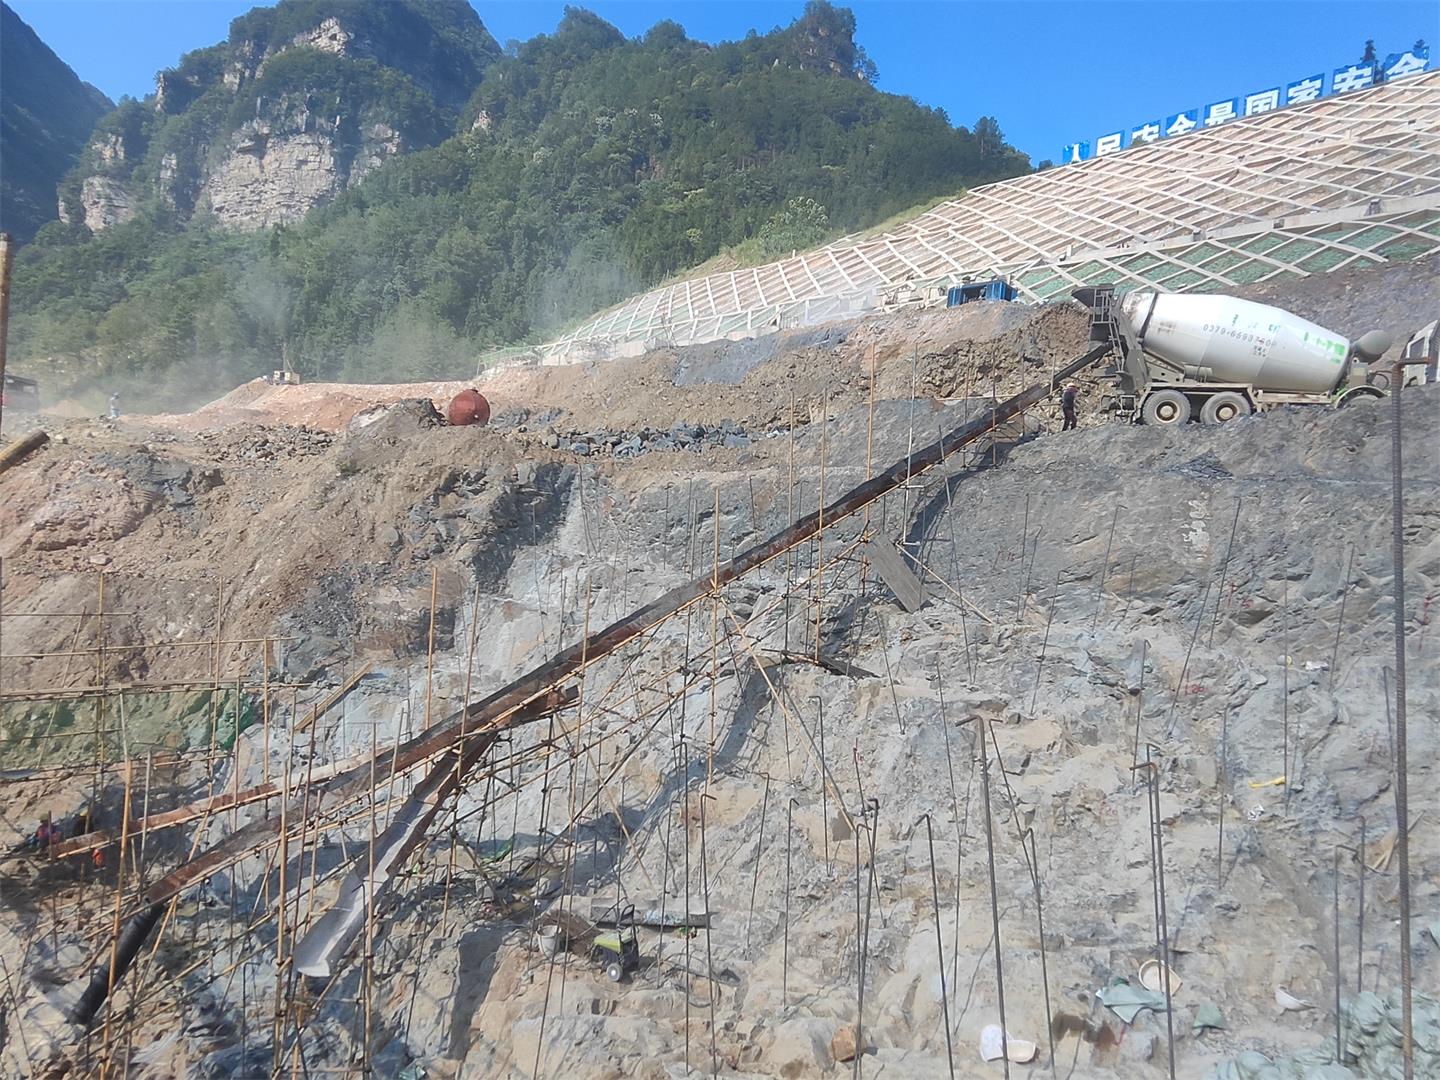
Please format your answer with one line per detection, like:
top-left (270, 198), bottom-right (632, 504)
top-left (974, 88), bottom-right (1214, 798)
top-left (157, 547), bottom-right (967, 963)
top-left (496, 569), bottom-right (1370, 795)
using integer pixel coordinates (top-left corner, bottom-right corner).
top-left (1, 284), bottom-right (1437, 1077)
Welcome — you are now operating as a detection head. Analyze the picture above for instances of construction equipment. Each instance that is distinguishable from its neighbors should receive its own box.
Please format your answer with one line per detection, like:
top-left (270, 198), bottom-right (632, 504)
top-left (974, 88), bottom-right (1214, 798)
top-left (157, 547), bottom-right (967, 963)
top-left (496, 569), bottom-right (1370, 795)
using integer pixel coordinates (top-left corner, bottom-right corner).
top-left (947, 278), bottom-right (1017, 306)
top-left (588, 902), bottom-right (640, 983)
top-left (1, 372), bottom-right (38, 412)
top-left (1077, 285), bottom-right (1394, 426)
top-left (1401, 319), bottom-right (1438, 385)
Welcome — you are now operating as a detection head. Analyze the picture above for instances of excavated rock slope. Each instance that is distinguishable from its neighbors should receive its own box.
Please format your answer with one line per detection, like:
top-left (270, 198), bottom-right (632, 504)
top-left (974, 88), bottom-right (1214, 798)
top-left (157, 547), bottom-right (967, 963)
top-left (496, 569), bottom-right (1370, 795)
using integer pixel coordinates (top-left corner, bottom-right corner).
top-left (0, 295), bottom-right (1436, 1078)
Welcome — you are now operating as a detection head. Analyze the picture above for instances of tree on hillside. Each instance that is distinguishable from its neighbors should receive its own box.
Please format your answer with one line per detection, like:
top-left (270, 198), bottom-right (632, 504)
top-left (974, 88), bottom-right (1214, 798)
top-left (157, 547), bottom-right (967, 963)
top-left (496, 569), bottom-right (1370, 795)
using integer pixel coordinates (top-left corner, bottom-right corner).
top-left (10, 2), bottom-right (1034, 393)
top-left (758, 197), bottom-right (831, 258)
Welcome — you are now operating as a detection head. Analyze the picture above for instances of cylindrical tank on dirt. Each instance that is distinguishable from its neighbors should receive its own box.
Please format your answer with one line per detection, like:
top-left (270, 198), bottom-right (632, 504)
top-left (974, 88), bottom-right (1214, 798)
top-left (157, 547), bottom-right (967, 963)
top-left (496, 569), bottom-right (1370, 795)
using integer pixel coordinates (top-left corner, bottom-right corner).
top-left (1119, 292), bottom-right (1352, 394)
top-left (447, 389), bottom-right (491, 427)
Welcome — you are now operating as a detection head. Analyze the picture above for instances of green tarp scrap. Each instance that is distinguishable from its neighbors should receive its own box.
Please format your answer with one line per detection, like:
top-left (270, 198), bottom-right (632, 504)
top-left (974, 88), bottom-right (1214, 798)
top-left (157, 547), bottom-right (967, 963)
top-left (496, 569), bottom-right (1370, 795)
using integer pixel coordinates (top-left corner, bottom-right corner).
top-left (1193, 1002), bottom-right (1226, 1035)
top-left (1205, 988), bottom-right (1439, 1080)
top-left (1098, 980), bottom-right (1169, 1024)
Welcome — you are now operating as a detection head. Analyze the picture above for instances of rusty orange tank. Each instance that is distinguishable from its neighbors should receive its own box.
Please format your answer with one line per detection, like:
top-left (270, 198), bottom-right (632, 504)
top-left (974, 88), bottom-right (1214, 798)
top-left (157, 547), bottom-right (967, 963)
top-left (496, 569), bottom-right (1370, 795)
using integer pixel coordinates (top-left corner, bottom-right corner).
top-left (447, 389), bottom-right (491, 427)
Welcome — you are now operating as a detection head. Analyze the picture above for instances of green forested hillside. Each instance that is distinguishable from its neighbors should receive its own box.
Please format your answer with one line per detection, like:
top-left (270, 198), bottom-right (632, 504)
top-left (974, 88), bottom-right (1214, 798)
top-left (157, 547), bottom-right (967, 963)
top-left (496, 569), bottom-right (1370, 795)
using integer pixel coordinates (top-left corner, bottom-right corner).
top-left (11, 2), bottom-right (1031, 405)
top-left (0, 2), bottom-right (113, 242)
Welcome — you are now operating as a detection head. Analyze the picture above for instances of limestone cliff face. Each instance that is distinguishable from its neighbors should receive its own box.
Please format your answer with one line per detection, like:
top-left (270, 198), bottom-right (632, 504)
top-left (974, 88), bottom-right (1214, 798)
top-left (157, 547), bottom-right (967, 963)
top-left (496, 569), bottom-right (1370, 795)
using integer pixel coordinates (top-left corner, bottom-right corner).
top-left (77, 176), bottom-right (135, 231)
top-left (59, 0), bottom-right (497, 233)
top-left (203, 119), bottom-right (402, 229)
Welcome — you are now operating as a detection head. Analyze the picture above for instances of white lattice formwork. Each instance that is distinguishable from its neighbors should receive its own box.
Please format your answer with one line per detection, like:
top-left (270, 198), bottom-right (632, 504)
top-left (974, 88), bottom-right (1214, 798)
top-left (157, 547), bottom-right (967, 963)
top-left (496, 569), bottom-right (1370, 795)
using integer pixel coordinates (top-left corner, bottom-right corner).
top-left (540, 70), bottom-right (1440, 363)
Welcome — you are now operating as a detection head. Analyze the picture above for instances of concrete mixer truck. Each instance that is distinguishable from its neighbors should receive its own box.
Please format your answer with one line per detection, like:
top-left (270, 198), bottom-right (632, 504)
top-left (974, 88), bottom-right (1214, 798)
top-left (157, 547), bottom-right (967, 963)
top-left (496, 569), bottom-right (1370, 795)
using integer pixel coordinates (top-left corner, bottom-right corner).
top-left (1075, 286), bottom-right (1393, 426)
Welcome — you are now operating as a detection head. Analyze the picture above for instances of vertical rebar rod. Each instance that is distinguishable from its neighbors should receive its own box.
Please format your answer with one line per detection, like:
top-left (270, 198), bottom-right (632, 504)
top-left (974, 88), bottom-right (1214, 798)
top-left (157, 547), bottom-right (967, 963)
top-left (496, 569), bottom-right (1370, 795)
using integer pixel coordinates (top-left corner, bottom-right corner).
top-left (1130, 640), bottom-right (1147, 792)
top-left (363, 715), bottom-right (377, 1077)
top-left (100, 758), bottom-right (134, 1074)
top-left (1029, 569), bottom-right (1061, 715)
top-left (709, 489), bottom-right (720, 788)
top-left (1091, 502), bottom-right (1121, 630)
top-left (1163, 581), bottom-right (1211, 739)
top-left (785, 797), bottom-right (797, 1008)
top-left (1016, 495), bottom-right (1030, 625)
top-left (902, 346), bottom-right (919, 525)
top-left (861, 347), bottom-right (877, 596)
top-left (935, 666), bottom-right (963, 1009)
top-left (1357, 817), bottom-right (1367, 994)
top-left (1118, 552), bottom-right (1140, 627)
top-left (1387, 369), bottom-right (1415, 1080)
top-left (1026, 829), bottom-right (1057, 1076)
top-left (856, 814), bottom-right (875, 1080)
top-left (745, 775), bottom-right (771, 954)
top-left (423, 566), bottom-right (438, 729)
top-left (940, 451), bottom-right (976, 682)
top-left (683, 774), bottom-right (693, 1074)
top-left (1334, 845), bottom-right (1344, 1064)
top-left (699, 793), bottom-right (719, 1077)
top-left (785, 393), bottom-right (796, 655)
top-left (818, 699), bottom-right (831, 871)
top-left (1281, 549), bottom-right (1292, 811)
top-left (979, 724), bottom-right (1010, 1079)
top-left (1145, 749), bottom-right (1178, 1080)
top-left (1208, 497), bottom-right (1242, 648)
top-left (919, 814), bottom-right (956, 1080)
top-left (852, 803), bottom-right (861, 1047)
top-left (1217, 707), bottom-right (1228, 884)
top-left (816, 386), bottom-right (829, 664)
top-left (1329, 544), bottom-right (1356, 693)
top-left (1020, 526), bottom-right (1044, 615)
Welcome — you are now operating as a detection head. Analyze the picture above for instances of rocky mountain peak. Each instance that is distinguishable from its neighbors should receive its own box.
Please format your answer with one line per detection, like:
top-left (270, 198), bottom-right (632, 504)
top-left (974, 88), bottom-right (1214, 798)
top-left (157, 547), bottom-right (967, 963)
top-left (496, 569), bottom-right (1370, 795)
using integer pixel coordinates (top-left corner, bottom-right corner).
top-left (60, 0), bottom-right (499, 233)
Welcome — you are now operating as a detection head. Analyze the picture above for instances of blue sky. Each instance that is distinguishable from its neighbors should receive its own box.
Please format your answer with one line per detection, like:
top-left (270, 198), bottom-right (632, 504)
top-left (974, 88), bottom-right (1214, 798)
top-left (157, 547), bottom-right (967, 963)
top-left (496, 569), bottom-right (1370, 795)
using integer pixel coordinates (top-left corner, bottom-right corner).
top-left (9, 1), bottom-right (1436, 163)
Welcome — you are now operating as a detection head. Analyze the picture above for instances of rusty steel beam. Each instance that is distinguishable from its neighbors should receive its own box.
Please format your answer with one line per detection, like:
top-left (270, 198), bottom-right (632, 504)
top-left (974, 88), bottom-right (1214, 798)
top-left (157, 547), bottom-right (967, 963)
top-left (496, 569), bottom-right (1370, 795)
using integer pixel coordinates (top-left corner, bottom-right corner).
top-left (71, 347), bottom-right (1107, 1024)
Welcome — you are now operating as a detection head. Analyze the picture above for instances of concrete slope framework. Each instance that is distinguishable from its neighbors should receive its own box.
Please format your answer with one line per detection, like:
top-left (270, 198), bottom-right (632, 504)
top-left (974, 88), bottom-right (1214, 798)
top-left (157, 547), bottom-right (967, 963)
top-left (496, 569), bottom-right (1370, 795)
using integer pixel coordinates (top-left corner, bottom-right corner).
top-left (540, 71), bottom-right (1440, 363)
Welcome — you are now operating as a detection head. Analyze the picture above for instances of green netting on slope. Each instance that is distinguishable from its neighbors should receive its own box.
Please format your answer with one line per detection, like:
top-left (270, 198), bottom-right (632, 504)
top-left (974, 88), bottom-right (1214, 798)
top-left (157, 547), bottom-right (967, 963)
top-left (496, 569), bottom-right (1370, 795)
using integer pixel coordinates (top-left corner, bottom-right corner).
top-left (1116, 252), bottom-right (1163, 275)
top-left (1340, 225), bottom-right (1400, 250)
top-left (1262, 237), bottom-right (1323, 264)
top-left (1016, 268), bottom-right (1059, 290)
top-left (1376, 235), bottom-right (1440, 260)
top-left (1030, 278), bottom-right (1073, 301)
top-left (1297, 247), bottom-right (1362, 272)
top-left (1239, 232), bottom-right (1290, 255)
top-left (1177, 243), bottom-right (1226, 265)
top-left (1157, 269), bottom-right (1208, 290)
top-left (1196, 250), bottom-right (1249, 274)
top-left (1225, 261), bottom-right (1289, 285)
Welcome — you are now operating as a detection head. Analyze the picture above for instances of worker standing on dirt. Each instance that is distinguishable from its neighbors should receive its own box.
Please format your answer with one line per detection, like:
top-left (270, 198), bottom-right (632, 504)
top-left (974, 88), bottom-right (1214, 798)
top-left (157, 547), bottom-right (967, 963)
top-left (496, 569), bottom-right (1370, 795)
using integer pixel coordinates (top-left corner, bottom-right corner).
top-left (108, 392), bottom-right (121, 420)
top-left (1061, 383), bottom-right (1079, 431)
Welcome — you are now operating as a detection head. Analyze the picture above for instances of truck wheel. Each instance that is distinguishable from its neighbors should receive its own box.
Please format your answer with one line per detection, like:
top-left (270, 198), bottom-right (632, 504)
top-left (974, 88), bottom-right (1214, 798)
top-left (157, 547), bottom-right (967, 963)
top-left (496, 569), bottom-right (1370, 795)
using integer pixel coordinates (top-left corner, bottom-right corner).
top-left (1142, 389), bottom-right (1191, 426)
top-left (606, 961), bottom-right (625, 983)
top-left (1337, 386), bottom-right (1385, 407)
top-left (1200, 392), bottom-right (1251, 425)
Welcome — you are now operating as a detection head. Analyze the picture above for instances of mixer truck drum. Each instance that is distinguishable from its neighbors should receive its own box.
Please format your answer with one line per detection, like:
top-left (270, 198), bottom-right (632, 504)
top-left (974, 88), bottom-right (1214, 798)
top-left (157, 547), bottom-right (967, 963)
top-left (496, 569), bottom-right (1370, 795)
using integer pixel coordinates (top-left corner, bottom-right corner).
top-left (447, 389), bottom-right (491, 427)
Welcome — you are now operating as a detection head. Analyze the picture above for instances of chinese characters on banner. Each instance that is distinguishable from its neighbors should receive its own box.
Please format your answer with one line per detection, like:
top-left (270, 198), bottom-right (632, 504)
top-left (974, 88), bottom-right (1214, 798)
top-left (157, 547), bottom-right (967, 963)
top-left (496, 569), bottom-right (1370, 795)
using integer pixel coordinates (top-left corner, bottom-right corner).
top-left (1065, 47), bottom-right (1431, 162)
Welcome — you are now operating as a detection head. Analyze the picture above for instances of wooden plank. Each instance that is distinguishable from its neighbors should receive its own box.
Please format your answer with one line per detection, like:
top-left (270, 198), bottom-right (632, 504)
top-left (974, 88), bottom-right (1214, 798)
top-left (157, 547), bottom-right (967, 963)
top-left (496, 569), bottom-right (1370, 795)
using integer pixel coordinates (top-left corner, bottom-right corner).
top-left (294, 661), bottom-right (375, 733)
top-left (865, 538), bottom-right (926, 612)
